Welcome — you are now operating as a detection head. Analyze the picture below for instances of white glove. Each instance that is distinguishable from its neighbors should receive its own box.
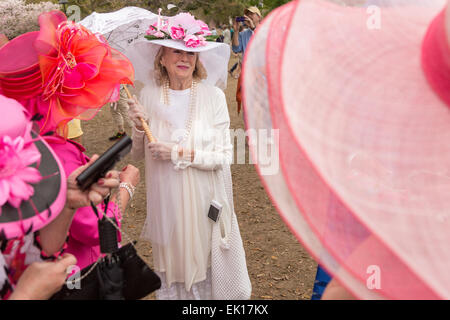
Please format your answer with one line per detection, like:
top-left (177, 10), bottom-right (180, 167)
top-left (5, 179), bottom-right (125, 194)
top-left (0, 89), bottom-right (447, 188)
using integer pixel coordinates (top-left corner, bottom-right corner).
top-left (126, 95), bottom-right (148, 129)
top-left (110, 101), bottom-right (118, 110)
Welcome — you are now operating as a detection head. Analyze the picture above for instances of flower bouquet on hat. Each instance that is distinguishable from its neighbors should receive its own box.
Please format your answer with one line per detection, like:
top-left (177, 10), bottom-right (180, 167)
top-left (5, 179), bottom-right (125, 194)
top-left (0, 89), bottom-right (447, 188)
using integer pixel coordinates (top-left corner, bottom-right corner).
top-left (0, 10), bottom-right (134, 137)
top-left (243, 0), bottom-right (450, 299)
top-left (145, 10), bottom-right (219, 47)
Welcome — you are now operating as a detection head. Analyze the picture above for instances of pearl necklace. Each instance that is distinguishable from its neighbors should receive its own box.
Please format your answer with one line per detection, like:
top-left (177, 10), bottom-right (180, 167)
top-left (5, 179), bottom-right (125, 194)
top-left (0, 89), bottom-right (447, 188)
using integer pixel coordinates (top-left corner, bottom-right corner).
top-left (163, 78), bottom-right (197, 144)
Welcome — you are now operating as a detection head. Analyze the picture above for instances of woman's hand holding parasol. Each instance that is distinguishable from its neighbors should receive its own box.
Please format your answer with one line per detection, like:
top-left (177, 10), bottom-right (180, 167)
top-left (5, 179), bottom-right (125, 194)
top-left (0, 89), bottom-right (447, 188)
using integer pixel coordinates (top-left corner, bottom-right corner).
top-left (123, 85), bottom-right (156, 143)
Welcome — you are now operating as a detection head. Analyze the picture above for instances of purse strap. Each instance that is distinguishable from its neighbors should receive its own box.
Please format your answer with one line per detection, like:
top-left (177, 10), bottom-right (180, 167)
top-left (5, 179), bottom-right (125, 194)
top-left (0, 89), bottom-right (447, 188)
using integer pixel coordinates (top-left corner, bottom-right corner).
top-left (66, 187), bottom-right (139, 287)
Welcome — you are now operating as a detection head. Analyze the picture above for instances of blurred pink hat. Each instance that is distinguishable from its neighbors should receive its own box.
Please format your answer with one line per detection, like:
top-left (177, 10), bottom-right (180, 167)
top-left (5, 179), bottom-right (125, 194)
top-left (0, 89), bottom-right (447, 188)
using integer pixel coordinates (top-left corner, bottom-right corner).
top-left (243, 0), bottom-right (450, 299)
top-left (0, 94), bottom-right (66, 240)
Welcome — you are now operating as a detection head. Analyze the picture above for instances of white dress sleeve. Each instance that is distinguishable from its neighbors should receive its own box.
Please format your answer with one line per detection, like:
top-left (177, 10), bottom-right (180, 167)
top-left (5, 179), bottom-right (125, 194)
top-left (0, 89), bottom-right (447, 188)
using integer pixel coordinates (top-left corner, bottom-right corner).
top-left (189, 87), bottom-right (233, 171)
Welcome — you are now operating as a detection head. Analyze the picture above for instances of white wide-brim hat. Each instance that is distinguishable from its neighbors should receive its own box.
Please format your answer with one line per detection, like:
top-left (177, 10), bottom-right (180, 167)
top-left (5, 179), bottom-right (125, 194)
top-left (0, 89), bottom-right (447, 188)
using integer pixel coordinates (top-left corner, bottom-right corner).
top-left (125, 37), bottom-right (230, 90)
top-left (243, 0), bottom-right (450, 299)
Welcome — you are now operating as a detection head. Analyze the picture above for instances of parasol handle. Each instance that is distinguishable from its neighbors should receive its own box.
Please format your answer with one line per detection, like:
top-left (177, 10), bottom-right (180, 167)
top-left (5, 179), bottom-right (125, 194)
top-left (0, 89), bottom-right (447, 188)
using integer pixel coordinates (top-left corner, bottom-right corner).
top-left (122, 85), bottom-right (156, 143)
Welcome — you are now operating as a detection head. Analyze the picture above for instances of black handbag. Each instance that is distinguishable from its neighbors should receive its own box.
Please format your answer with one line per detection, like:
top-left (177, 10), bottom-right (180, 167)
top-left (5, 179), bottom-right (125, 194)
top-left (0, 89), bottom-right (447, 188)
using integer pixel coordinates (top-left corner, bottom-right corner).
top-left (51, 242), bottom-right (161, 300)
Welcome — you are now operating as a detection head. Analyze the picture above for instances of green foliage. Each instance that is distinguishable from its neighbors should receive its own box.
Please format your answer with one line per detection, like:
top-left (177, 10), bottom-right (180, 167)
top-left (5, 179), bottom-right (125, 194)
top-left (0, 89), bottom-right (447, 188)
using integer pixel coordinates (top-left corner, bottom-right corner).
top-left (261, 0), bottom-right (291, 13)
top-left (204, 35), bottom-right (219, 41)
top-left (1, 0), bottom-right (60, 39)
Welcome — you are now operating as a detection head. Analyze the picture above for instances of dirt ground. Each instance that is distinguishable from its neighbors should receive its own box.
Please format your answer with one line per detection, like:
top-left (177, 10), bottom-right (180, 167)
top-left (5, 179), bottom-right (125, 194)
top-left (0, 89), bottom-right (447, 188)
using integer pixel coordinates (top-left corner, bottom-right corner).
top-left (81, 54), bottom-right (317, 300)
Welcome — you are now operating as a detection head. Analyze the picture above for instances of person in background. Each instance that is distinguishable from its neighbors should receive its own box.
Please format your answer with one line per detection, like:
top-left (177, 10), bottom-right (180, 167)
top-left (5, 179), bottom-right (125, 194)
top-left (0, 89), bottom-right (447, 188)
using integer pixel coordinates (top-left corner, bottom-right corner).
top-left (223, 25), bottom-right (231, 46)
top-left (232, 7), bottom-right (261, 55)
top-left (232, 6), bottom-right (262, 115)
top-left (109, 85), bottom-right (133, 141)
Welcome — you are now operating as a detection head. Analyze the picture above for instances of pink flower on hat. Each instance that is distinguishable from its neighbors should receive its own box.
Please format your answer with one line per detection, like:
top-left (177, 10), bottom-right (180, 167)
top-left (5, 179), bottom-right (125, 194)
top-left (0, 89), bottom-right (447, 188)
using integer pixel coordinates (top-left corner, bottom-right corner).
top-left (0, 127), bottom-right (42, 208)
top-left (171, 12), bottom-right (197, 29)
top-left (146, 22), bottom-right (167, 37)
top-left (196, 20), bottom-right (212, 36)
top-left (145, 12), bottom-right (212, 48)
top-left (146, 24), bottom-right (157, 35)
top-left (170, 26), bottom-right (185, 40)
top-left (198, 35), bottom-right (207, 46)
top-left (184, 35), bottom-right (202, 48)
top-left (153, 31), bottom-right (165, 38)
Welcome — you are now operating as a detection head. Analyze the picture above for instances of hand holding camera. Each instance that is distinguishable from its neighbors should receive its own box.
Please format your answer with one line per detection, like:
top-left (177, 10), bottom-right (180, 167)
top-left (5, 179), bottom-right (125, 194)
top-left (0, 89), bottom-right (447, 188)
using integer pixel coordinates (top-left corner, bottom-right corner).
top-left (67, 155), bottom-right (120, 209)
top-left (76, 135), bottom-right (132, 192)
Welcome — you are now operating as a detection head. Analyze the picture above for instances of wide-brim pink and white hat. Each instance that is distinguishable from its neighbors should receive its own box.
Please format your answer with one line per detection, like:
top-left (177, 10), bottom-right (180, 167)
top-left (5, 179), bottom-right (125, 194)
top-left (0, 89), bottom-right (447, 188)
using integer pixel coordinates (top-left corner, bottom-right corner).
top-left (243, 0), bottom-right (450, 299)
top-left (124, 12), bottom-right (230, 90)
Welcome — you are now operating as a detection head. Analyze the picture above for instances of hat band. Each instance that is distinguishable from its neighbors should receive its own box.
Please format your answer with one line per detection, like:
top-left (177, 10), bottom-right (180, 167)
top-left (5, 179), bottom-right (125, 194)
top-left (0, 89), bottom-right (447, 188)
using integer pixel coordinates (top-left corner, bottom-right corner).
top-left (422, 8), bottom-right (450, 108)
top-left (0, 64), bottom-right (43, 99)
top-left (0, 83), bottom-right (43, 100)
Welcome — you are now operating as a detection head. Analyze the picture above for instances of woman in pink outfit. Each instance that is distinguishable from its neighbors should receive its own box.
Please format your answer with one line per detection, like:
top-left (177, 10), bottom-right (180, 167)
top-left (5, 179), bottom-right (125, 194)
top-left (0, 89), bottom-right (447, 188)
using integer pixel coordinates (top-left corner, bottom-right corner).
top-left (0, 94), bottom-right (121, 300)
top-left (0, 10), bottom-right (139, 271)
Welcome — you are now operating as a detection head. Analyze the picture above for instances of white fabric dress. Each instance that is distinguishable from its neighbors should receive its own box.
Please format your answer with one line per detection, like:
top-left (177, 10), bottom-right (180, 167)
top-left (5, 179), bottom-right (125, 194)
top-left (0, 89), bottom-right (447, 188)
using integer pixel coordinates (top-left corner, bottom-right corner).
top-left (131, 81), bottom-right (235, 300)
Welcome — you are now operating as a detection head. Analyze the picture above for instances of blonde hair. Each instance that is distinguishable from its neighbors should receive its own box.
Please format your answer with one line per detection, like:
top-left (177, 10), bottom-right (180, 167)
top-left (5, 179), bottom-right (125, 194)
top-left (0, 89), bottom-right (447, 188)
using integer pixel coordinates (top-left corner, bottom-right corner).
top-left (153, 47), bottom-right (207, 86)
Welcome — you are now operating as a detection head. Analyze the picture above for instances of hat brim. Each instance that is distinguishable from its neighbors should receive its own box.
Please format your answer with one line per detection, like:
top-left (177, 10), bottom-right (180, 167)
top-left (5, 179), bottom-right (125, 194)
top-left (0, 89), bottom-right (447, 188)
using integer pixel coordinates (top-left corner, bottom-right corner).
top-left (147, 38), bottom-right (225, 52)
top-left (243, 0), bottom-right (450, 299)
top-left (0, 132), bottom-right (66, 240)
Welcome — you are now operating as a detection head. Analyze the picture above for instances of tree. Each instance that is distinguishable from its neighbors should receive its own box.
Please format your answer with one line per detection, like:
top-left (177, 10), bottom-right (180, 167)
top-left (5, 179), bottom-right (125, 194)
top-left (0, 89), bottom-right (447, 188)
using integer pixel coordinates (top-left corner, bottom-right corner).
top-left (261, 0), bottom-right (291, 14)
top-left (1, 0), bottom-right (59, 39)
top-left (23, 0), bottom-right (293, 27)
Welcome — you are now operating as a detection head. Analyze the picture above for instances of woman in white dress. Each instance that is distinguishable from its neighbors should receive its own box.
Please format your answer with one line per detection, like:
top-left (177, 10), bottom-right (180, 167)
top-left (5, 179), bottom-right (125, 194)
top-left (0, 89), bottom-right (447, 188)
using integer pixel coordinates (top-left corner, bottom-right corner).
top-left (125, 12), bottom-right (249, 300)
top-left (223, 26), bottom-right (232, 46)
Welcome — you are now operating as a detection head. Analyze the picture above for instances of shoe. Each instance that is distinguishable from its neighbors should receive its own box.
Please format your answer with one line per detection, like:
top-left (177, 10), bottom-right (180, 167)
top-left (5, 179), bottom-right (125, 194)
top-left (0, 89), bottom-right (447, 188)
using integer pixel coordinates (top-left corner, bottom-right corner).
top-left (108, 132), bottom-right (125, 141)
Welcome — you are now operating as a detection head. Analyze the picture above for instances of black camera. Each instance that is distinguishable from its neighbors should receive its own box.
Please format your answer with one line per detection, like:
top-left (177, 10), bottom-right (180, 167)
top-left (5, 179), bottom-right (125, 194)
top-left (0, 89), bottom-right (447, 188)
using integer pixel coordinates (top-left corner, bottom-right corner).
top-left (76, 135), bottom-right (132, 191)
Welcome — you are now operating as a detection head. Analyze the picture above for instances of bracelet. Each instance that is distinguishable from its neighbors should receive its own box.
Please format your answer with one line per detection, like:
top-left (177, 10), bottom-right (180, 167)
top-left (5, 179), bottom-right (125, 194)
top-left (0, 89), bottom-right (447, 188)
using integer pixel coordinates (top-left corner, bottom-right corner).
top-left (119, 182), bottom-right (135, 199)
